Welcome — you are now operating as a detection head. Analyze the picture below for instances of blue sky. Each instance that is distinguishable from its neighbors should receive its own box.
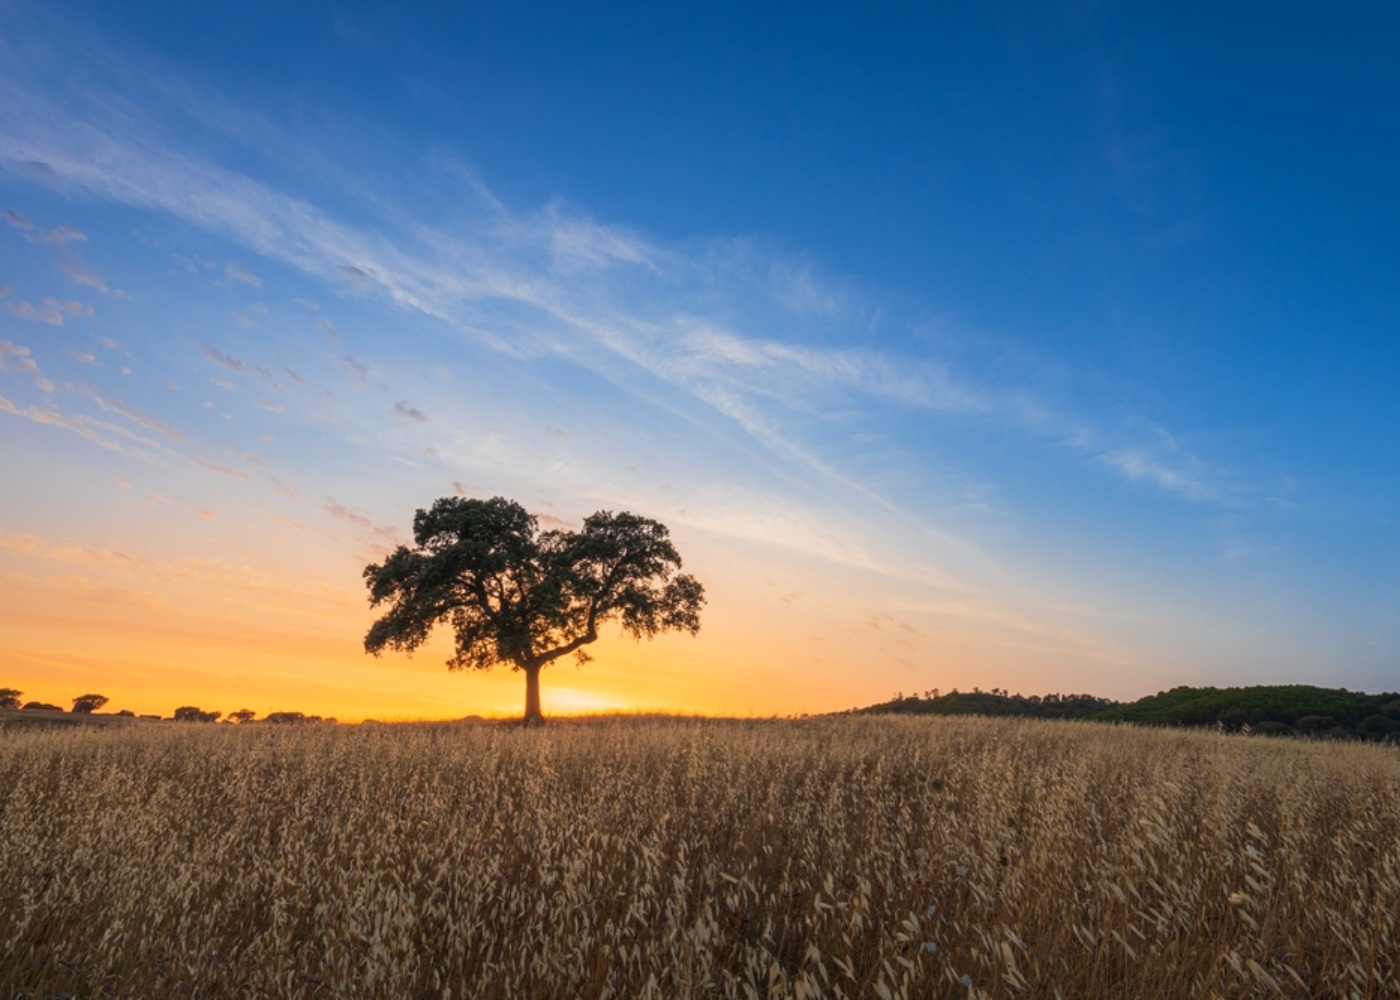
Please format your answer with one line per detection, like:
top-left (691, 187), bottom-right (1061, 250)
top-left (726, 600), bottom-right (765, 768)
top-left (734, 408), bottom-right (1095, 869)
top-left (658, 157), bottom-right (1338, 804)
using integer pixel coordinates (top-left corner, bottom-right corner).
top-left (0, 0), bottom-right (1396, 717)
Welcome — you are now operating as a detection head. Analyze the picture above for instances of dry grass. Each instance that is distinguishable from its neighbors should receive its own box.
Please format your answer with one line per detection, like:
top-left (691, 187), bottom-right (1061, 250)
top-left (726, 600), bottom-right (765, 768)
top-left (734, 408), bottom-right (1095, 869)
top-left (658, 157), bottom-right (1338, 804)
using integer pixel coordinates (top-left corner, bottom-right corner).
top-left (2, 715), bottom-right (1397, 998)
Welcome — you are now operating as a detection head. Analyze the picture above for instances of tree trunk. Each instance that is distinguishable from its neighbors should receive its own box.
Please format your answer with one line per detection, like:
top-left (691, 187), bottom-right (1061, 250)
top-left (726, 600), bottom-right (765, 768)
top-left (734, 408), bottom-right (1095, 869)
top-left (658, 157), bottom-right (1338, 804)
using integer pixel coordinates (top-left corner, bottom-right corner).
top-left (523, 663), bottom-right (544, 726)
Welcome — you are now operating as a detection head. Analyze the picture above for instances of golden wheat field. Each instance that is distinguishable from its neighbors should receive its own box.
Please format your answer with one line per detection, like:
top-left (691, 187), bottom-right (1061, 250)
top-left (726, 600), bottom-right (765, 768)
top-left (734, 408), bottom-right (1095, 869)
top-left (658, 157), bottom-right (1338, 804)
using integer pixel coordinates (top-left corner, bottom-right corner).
top-left (2, 715), bottom-right (1398, 999)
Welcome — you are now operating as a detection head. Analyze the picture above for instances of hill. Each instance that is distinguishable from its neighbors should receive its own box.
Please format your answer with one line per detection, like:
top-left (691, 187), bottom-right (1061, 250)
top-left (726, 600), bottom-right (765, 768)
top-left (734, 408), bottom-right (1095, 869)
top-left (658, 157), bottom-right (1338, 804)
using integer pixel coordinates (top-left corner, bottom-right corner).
top-left (856, 684), bottom-right (1400, 740)
top-left (854, 689), bottom-right (1119, 720)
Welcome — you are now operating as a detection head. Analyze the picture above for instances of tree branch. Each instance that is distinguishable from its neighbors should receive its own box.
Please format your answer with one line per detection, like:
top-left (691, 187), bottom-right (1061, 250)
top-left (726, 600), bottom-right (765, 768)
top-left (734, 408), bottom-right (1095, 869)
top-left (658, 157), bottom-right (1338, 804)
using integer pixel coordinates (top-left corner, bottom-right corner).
top-left (533, 625), bottom-right (600, 667)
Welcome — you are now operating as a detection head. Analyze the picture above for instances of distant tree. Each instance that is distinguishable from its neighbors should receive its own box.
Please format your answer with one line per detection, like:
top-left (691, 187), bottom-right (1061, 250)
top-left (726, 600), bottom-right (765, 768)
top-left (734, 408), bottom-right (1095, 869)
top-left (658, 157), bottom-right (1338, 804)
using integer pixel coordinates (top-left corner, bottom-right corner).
top-left (228, 708), bottom-right (257, 724)
top-left (265, 711), bottom-right (309, 724)
top-left (114, 709), bottom-right (135, 717)
top-left (261, 711), bottom-right (334, 724)
top-left (71, 694), bottom-right (108, 714)
top-left (173, 706), bottom-right (222, 723)
top-left (363, 496), bottom-right (704, 725)
top-left (22, 701), bottom-right (63, 712)
top-left (0, 688), bottom-right (21, 710)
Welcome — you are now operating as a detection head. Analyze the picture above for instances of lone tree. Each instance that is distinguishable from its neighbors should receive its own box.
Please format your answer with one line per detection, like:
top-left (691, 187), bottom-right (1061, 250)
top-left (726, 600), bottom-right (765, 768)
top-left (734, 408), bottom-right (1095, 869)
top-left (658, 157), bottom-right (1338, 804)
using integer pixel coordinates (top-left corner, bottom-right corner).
top-left (71, 693), bottom-right (108, 714)
top-left (0, 688), bottom-right (20, 710)
top-left (364, 496), bottom-right (704, 724)
top-left (228, 708), bottom-right (257, 724)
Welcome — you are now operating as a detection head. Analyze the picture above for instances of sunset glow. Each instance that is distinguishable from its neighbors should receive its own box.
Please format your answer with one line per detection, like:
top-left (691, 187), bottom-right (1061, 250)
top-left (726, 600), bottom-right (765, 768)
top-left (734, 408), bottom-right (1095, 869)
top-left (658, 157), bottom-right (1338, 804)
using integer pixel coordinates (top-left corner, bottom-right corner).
top-left (1, 3), bottom-right (1396, 720)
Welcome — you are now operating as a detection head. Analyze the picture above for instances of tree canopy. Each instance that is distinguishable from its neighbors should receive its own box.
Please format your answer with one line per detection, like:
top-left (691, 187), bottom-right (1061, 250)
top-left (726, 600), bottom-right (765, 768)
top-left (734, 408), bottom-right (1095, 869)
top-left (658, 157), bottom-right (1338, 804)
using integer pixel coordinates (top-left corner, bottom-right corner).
top-left (363, 496), bottom-right (704, 723)
top-left (71, 694), bottom-right (108, 714)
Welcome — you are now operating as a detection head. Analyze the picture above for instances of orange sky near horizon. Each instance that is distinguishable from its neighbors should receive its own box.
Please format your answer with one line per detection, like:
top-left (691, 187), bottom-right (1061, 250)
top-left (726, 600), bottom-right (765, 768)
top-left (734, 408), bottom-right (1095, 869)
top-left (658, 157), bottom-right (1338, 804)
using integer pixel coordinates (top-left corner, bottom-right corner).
top-left (0, 468), bottom-right (1170, 722)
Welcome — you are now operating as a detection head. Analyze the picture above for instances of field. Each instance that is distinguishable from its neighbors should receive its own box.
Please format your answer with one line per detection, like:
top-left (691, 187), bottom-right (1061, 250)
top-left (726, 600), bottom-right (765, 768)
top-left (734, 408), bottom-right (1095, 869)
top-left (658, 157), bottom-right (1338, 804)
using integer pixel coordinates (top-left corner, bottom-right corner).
top-left (2, 716), bottom-right (1398, 999)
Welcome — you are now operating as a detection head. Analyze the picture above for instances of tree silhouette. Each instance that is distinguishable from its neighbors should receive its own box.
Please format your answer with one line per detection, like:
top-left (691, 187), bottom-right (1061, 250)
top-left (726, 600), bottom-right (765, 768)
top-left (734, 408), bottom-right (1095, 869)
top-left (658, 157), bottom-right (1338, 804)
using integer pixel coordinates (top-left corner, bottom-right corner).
top-left (265, 711), bottom-right (325, 724)
top-left (364, 496), bottom-right (704, 724)
top-left (0, 688), bottom-right (20, 710)
top-left (71, 694), bottom-right (108, 714)
top-left (173, 706), bottom-right (222, 723)
top-left (228, 708), bottom-right (256, 724)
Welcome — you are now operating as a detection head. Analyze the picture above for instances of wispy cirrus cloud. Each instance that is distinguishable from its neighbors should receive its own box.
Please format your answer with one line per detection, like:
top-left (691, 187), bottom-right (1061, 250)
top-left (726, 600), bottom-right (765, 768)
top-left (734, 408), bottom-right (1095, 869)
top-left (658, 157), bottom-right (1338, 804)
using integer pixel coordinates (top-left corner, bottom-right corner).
top-left (0, 391), bottom-right (133, 454)
top-left (8, 297), bottom-right (92, 324)
top-left (62, 256), bottom-right (128, 297)
top-left (323, 498), bottom-right (402, 548)
top-left (0, 339), bottom-right (54, 391)
top-left (201, 343), bottom-right (269, 378)
top-left (73, 381), bottom-right (186, 441)
top-left (341, 355), bottom-right (370, 386)
top-left (186, 456), bottom-right (248, 479)
top-left (0, 33), bottom-right (1238, 530)
top-left (0, 528), bottom-right (357, 612)
top-left (4, 212), bottom-right (87, 247)
top-left (37, 223), bottom-right (85, 248)
top-left (1100, 447), bottom-right (1213, 501)
top-left (224, 260), bottom-right (261, 286)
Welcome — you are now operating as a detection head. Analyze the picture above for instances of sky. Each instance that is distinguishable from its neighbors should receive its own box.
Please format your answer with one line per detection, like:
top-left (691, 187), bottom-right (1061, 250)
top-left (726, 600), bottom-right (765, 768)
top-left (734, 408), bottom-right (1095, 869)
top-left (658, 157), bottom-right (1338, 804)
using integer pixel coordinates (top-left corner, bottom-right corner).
top-left (0, 0), bottom-right (1396, 720)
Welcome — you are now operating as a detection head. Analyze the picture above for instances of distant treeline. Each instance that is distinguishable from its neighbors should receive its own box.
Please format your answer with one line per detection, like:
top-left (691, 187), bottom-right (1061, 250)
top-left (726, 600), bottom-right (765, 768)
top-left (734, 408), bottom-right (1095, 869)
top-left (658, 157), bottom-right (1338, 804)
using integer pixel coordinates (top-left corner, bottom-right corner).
top-left (0, 691), bottom-right (335, 726)
top-left (858, 684), bottom-right (1400, 741)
